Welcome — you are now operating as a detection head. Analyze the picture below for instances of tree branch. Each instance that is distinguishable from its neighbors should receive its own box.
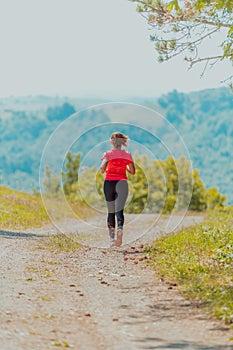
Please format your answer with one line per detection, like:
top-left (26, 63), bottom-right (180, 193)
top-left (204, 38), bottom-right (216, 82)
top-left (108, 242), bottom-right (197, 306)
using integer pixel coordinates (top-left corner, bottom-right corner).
top-left (186, 55), bottom-right (224, 67)
top-left (134, 0), bottom-right (232, 28)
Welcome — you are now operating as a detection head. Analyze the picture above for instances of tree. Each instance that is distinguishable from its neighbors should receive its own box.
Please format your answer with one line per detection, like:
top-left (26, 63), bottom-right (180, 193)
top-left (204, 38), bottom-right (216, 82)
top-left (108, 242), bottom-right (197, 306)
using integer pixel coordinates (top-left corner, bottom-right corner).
top-left (132, 0), bottom-right (233, 81)
top-left (127, 155), bottom-right (149, 213)
top-left (62, 152), bottom-right (81, 196)
top-left (189, 168), bottom-right (207, 211)
top-left (46, 103), bottom-right (76, 121)
top-left (43, 165), bottom-right (61, 196)
top-left (206, 186), bottom-right (226, 209)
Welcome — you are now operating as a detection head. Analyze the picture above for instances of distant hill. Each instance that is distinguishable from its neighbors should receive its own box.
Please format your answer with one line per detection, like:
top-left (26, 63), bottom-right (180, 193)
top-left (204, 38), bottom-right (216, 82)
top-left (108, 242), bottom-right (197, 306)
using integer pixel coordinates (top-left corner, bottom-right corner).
top-left (0, 87), bottom-right (232, 203)
top-left (155, 88), bottom-right (233, 203)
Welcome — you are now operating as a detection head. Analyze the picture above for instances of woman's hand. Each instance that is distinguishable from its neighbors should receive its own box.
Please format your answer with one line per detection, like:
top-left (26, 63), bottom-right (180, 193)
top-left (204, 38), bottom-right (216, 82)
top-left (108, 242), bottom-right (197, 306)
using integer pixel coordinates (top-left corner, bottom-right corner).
top-left (126, 163), bottom-right (135, 175)
top-left (100, 159), bottom-right (108, 173)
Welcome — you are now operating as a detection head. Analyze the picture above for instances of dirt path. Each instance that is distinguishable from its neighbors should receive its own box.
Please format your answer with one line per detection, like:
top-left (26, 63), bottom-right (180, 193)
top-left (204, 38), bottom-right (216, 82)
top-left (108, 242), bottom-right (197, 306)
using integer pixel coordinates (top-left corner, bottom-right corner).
top-left (0, 214), bottom-right (232, 350)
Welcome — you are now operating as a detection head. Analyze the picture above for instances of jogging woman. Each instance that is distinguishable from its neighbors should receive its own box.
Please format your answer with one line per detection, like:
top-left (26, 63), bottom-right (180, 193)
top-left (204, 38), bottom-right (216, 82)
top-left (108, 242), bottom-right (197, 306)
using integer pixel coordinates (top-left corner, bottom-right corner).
top-left (100, 132), bottom-right (135, 247)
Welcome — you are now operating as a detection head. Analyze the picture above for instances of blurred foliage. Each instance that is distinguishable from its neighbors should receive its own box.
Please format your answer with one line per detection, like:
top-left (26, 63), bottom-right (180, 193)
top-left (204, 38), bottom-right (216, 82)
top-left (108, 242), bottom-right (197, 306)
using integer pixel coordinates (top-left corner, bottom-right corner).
top-left (43, 165), bottom-right (61, 197)
top-left (62, 152), bottom-right (81, 196)
top-left (46, 152), bottom-right (226, 214)
top-left (126, 154), bottom-right (225, 213)
top-left (147, 209), bottom-right (233, 324)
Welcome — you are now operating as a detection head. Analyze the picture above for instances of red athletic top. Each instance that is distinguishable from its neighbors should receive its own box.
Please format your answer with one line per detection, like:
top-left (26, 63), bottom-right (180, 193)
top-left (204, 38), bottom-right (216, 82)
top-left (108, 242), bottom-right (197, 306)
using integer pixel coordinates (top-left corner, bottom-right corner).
top-left (102, 149), bottom-right (133, 180)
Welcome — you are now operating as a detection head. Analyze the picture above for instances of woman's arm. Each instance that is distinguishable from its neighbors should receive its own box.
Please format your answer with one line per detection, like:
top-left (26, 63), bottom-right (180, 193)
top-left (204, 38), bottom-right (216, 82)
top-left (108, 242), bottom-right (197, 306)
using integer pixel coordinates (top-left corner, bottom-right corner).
top-left (100, 158), bottom-right (108, 173)
top-left (127, 163), bottom-right (135, 175)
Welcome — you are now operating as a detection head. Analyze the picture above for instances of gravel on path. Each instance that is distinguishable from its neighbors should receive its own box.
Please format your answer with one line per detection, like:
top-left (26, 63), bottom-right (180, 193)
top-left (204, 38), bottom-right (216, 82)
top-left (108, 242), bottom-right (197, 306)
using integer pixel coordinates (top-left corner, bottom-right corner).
top-left (0, 214), bottom-right (232, 350)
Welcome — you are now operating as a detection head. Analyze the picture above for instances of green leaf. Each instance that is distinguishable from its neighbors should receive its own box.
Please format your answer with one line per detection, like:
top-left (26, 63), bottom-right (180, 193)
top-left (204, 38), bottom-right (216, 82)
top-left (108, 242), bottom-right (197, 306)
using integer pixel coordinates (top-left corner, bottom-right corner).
top-left (167, 0), bottom-right (180, 12)
top-left (228, 26), bottom-right (233, 37)
top-left (167, 1), bottom-right (175, 11)
top-left (195, 1), bottom-right (205, 10)
top-left (174, 0), bottom-right (179, 11)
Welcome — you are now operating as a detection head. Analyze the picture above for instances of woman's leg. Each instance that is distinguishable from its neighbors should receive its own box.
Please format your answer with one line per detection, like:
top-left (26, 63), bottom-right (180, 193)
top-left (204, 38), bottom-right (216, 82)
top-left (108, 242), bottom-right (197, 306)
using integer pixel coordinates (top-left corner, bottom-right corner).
top-left (103, 180), bottom-right (117, 229)
top-left (113, 180), bottom-right (128, 247)
top-left (115, 180), bottom-right (128, 229)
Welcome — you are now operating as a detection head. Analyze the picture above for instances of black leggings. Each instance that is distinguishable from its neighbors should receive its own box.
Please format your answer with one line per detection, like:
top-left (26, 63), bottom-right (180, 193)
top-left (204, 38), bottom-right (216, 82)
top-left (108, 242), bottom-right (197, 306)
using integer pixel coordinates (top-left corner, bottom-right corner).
top-left (103, 180), bottom-right (128, 229)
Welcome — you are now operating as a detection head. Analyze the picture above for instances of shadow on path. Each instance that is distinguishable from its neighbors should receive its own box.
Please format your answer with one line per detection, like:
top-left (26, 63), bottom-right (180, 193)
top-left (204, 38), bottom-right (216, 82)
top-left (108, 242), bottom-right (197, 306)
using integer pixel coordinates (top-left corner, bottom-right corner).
top-left (0, 230), bottom-right (45, 239)
top-left (133, 338), bottom-right (233, 349)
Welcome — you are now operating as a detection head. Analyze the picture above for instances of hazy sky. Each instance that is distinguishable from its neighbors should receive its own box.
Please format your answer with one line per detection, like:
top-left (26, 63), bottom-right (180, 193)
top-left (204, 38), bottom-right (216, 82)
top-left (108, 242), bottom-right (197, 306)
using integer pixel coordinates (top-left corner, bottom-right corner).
top-left (0, 0), bottom-right (232, 98)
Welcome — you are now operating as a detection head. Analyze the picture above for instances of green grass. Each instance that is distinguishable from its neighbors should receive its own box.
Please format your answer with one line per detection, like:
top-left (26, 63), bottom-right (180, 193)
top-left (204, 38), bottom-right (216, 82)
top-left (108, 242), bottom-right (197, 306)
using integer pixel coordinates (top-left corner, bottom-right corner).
top-left (147, 209), bottom-right (233, 325)
top-left (42, 233), bottom-right (82, 252)
top-left (0, 186), bottom-right (95, 231)
top-left (0, 186), bottom-right (49, 229)
top-left (0, 185), bottom-right (94, 252)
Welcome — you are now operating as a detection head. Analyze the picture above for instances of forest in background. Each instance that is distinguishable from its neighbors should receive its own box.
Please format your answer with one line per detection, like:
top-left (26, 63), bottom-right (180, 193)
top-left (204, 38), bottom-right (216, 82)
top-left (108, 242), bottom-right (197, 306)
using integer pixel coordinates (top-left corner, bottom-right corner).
top-left (0, 87), bottom-right (232, 203)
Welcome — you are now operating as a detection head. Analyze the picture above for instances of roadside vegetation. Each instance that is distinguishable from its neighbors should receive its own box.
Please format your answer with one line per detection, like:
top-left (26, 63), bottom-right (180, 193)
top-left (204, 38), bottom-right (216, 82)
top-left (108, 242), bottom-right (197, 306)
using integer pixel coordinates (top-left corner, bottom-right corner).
top-left (147, 208), bottom-right (233, 326)
top-left (44, 233), bottom-right (82, 252)
top-left (0, 186), bottom-right (49, 230)
top-left (0, 185), bottom-right (93, 252)
top-left (0, 185), bottom-right (93, 231)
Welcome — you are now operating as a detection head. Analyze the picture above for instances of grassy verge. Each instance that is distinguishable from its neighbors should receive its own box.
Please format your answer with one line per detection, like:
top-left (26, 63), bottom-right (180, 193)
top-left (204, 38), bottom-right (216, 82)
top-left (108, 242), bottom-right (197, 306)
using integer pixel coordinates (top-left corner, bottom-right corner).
top-left (0, 186), bottom-right (49, 230)
top-left (147, 209), bottom-right (233, 325)
top-left (0, 186), bottom-right (95, 231)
